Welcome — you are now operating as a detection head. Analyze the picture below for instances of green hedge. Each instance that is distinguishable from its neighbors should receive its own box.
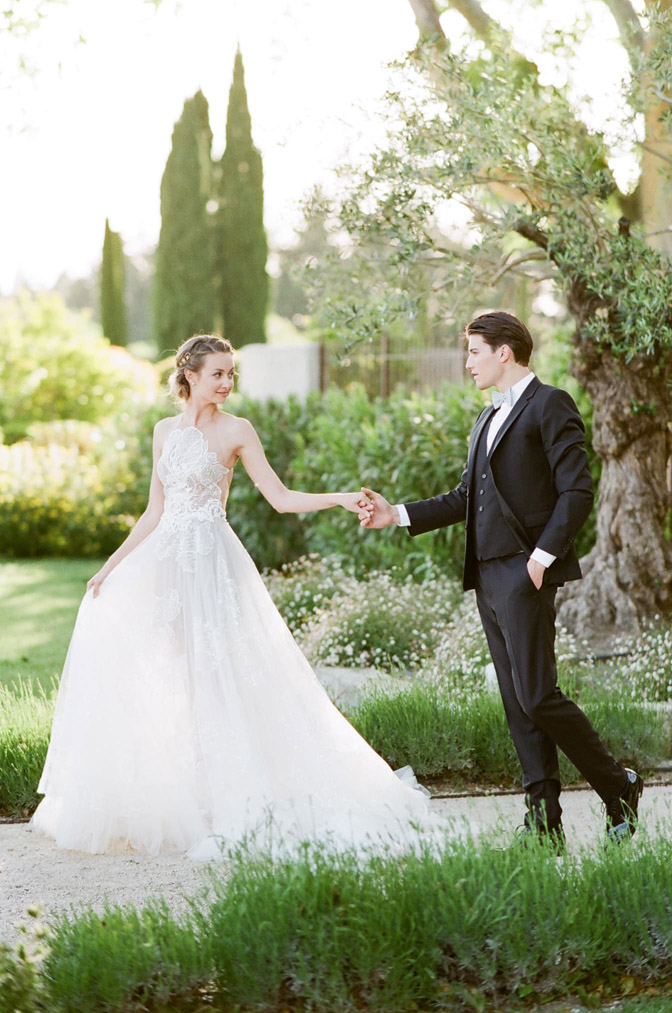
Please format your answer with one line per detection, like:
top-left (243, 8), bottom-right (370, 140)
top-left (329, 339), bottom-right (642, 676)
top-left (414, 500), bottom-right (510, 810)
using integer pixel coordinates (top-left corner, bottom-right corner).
top-left (0, 381), bottom-right (598, 575)
top-left (196, 383), bottom-right (485, 579)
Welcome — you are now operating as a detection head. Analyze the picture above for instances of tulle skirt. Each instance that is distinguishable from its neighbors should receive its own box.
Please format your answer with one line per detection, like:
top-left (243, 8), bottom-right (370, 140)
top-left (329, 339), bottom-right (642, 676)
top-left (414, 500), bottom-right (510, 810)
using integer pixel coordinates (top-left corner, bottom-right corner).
top-left (32, 516), bottom-right (447, 859)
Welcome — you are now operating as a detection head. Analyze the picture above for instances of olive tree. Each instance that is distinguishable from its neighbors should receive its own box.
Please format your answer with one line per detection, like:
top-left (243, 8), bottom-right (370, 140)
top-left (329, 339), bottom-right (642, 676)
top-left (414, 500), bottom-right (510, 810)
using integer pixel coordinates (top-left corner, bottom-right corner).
top-left (314, 0), bottom-right (672, 639)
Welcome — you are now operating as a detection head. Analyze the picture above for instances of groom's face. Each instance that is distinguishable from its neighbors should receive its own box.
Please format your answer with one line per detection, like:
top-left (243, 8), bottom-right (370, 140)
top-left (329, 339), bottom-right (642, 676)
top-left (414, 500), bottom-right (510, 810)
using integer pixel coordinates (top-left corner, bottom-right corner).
top-left (466, 334), bottom-right (504, 391)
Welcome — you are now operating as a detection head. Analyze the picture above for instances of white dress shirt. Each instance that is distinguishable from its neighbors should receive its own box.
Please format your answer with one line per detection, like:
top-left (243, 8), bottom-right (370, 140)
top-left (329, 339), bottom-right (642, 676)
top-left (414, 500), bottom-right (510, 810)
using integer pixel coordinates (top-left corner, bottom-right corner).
top-left (395, 371), bottom-right (556, 569)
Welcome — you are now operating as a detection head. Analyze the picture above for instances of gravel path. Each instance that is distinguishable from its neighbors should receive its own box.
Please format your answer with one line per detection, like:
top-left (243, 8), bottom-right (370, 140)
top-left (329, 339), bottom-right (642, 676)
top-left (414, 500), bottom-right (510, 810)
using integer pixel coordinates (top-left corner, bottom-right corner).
top-left (2, 785), bottom-right (671, 944)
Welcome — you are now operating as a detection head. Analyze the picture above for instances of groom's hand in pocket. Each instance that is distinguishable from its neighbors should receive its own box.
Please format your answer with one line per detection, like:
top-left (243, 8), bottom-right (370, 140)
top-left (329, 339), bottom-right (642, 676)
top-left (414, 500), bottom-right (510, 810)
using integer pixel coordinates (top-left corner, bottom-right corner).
top-left (359, 488), bottom-right (398, 529)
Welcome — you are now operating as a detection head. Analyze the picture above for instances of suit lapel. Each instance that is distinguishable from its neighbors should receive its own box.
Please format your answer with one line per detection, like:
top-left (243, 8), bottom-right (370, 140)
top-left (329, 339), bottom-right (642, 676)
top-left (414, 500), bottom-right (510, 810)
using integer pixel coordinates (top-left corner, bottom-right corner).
top-left (466, 406), bottom-right (495, 485)
top-left (488, 375), bottom-right (541, 458)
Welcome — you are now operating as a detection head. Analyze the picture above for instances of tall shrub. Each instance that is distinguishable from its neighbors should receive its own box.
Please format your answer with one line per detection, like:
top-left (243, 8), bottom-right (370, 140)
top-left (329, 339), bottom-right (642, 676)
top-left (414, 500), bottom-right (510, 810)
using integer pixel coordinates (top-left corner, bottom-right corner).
top-left (100, 219), bottom-right (128, 346)
top-left (0, 292), bottom-right (157, 444)
top-left (154, 91), bottom-right (215, 354)
top-left (216, 50), bottom-right (268, 347)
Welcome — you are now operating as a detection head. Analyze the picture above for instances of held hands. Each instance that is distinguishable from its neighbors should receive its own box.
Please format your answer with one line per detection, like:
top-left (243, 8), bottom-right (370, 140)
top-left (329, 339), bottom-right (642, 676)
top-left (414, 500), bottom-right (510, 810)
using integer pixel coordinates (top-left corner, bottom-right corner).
top-left (338, 491), bottom-right (375, 516)
top-left (358, 487), bottom-right (397, 529)
top-left (337, 488), bottom-right (397, 529)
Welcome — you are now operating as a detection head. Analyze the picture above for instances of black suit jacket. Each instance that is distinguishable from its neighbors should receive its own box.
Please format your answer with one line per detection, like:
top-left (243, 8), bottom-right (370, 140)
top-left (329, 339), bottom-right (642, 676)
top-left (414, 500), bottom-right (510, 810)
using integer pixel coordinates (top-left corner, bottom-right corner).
top-left (404, 377), bottom-right (594, 591)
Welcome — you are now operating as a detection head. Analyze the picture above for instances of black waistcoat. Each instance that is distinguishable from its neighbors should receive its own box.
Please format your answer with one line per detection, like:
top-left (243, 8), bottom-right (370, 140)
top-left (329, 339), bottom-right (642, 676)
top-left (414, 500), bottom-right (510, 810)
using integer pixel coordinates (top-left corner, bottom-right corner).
top-left (471, 421), bottom-right (522, 561)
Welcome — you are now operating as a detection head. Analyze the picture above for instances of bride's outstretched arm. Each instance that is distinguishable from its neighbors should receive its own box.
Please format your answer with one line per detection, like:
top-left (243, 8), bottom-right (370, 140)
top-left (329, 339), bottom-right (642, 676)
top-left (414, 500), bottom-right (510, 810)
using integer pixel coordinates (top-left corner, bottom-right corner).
top-left (237, 419), bottom-right (370, 516)
top-left (87, 422), bottom-right (167, 597)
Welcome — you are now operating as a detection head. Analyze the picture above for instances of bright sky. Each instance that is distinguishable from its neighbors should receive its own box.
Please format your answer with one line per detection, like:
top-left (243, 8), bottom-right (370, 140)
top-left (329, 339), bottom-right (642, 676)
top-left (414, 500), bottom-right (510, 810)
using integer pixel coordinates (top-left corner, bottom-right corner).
top-left (0, 0), bottom-right (632, 294)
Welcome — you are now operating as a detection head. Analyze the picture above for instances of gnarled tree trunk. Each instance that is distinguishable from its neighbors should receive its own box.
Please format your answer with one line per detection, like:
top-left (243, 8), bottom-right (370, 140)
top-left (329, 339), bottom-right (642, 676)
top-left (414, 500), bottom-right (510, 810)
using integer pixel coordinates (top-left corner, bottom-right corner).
top-left (557, 343), bottom-right (672, 642)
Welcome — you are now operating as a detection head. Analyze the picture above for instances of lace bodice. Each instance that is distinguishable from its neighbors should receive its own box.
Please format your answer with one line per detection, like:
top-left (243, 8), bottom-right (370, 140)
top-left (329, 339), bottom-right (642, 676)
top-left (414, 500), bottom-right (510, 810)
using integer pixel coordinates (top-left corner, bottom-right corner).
top-left (158, 426), bottom-right (229, 525)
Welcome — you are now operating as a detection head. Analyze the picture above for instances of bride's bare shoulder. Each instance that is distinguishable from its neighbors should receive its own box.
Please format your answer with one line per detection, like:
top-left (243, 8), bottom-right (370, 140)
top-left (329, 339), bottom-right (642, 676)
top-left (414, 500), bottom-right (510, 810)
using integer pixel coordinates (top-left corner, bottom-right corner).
top-left (154, 415), bottom-right (180, 433)
top-left (152, 415), bottom-right (181, 450)
top-left (217, 412), bottom-right (255, 439)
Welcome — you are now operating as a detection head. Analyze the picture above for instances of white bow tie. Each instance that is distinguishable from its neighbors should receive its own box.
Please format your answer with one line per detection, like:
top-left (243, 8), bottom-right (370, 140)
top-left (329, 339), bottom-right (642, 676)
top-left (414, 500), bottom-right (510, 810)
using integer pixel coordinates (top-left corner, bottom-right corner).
top-left (492, 388), bottom-right (515, 410)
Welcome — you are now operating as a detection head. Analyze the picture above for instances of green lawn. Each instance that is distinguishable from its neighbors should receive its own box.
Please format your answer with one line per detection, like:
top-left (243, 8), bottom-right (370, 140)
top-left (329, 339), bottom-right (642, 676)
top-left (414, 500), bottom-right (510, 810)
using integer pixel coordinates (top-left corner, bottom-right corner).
top-left (0, 558), bottom-right (101, 692)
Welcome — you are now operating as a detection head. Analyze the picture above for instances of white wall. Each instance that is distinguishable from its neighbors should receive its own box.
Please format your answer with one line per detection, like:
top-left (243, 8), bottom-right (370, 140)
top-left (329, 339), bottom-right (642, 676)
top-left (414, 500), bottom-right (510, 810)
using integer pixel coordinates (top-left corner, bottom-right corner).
top-left (237, 343), bottom-right (321, 401)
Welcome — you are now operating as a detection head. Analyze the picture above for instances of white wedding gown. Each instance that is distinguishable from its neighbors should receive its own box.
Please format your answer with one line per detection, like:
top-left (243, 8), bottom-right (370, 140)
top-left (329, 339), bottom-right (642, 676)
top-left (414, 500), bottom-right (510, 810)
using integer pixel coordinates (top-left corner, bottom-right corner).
top-left (32, 426), bottom-right (446, 859)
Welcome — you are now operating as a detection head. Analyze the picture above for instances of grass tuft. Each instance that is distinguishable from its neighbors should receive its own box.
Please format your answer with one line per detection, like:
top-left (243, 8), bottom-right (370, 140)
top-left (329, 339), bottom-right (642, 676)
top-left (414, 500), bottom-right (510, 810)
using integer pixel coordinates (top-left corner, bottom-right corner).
top-left (0, 681), bottom-right (52, 816)
top-left (44, 901), bottom-right (212, 1013)
top-left (2, 835), bottom-right (672, 1011)
top-left (347, 680), bottom-right (672, 784)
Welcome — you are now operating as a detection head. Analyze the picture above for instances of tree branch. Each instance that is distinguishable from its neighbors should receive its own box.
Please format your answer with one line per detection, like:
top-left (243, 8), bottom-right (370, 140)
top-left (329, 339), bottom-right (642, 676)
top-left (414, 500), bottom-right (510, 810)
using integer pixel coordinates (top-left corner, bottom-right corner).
top-left (444, 0), bottom-right (538, 73)
top-left (444, 0), bottom-right (498, 40)
top-left (511, 219), bottom-right (549, 251)
top-left (488, 248), bottom-right (548, 285)
top-left (407, 0), bottom-right (537, 72)
top-left (407, 0), bottom-right (448, 46)
top-left (640, 142), bottom-right (672, 166)
top-left (601, 0), bottom-right (645, 55)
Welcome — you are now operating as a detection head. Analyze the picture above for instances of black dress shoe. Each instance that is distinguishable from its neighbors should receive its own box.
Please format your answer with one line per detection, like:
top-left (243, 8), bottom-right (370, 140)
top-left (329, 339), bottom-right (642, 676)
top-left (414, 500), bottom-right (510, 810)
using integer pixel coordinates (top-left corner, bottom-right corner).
top-left (507, 822), bottom-right (566, 856)
top-left (605, 768), bottom-right (644, 844)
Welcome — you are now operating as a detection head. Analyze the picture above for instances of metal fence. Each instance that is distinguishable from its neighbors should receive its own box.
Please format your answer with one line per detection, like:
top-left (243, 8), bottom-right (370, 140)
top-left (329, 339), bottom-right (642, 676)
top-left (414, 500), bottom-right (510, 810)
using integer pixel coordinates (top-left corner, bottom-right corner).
top-left (320, 339), bottom-right (467, 397)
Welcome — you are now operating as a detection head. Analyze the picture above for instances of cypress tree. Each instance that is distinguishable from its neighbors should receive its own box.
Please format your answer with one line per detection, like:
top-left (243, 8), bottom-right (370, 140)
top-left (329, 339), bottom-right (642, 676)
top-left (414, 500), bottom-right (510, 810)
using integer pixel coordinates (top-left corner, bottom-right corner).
top-left (217, 50), bottom-right (268, 347)
top-left (154, 90), bottom-right (215, 353)
top-left (100, 219), bottom-right (128, 345)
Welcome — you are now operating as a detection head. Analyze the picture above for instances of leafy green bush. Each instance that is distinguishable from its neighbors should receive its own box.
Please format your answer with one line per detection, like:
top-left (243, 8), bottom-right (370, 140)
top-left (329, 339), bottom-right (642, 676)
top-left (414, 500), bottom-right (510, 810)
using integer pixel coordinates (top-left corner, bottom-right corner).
top-left (266, 557), bottom-right (579, 685)
top-left (293, 382), bottom-right (485, 579)
top-left (0, 442), bottom-right (133, 558)
top-left (0, 292), bottom-right (157, 444)
top-left (297, 568), bottom-right (460, 671)
top-left (262, 553), bottom-right (353, 633)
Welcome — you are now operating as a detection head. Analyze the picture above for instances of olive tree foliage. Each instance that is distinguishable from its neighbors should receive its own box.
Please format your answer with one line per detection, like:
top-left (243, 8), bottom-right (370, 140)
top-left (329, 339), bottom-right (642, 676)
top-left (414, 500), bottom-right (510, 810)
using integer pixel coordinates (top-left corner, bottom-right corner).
top-left (310, 0), bottom-right (672, 639)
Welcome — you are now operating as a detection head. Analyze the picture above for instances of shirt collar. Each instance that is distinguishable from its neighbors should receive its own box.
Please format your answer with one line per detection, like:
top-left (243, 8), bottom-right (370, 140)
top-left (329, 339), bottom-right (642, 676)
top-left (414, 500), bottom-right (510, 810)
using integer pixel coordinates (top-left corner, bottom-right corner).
top-left (502, 371), bottom-right (535, 407)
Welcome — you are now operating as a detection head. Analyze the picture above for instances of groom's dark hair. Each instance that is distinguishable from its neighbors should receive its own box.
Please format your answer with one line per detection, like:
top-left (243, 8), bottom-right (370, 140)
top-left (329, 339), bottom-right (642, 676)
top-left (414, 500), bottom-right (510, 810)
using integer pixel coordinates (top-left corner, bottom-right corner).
top-left (465, 312), bottom-right (533, 366)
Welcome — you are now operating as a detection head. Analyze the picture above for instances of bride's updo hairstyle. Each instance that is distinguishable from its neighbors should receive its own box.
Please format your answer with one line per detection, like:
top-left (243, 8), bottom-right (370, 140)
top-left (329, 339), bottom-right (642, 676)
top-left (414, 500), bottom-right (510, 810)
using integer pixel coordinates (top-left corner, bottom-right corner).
top-left (169, 334), bottom-right (235, 403)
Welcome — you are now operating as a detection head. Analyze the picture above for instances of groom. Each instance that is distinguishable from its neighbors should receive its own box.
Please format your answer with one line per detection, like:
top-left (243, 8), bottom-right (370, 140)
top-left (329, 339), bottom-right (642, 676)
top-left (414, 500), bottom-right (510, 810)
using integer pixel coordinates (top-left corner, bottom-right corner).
top-left (359, 311), bottom-right (643, 848)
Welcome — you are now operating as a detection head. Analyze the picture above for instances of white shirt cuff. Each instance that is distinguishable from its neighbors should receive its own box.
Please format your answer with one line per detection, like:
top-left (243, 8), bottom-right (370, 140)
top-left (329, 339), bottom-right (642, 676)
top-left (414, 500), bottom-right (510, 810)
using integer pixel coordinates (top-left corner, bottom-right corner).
top-left (395, 503), bottom-right (411, 527)
top-left (531, 547), bottom-right (556, 568)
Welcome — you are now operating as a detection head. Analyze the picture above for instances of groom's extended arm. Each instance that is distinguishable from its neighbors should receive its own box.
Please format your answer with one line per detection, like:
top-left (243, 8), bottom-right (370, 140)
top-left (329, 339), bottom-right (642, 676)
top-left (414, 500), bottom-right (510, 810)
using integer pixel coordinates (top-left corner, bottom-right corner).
top-left (401, 465), bottom-right (469, 536)
top-left (535, 388), bottom-right (594, 559)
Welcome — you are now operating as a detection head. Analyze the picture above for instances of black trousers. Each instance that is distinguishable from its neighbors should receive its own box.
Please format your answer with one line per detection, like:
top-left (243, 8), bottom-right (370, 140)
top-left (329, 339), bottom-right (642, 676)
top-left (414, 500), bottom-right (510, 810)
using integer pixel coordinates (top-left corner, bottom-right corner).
top-left (475, 553), bottom-right (627, 829)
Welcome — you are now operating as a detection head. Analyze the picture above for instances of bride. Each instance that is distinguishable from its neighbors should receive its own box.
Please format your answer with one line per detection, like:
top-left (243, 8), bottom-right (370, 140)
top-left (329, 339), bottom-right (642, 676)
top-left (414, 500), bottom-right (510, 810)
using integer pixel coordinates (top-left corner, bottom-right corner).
top-left (31, 334), bottom-right (443, 859)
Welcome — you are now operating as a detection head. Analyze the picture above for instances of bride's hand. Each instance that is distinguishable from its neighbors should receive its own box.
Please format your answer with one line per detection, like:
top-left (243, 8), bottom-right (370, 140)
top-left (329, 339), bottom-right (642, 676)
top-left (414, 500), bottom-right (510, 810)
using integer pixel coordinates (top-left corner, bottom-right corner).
top-left (86, 569), bottom-right (109, 598)
top-left (337, 492), bottom-right (373, 517)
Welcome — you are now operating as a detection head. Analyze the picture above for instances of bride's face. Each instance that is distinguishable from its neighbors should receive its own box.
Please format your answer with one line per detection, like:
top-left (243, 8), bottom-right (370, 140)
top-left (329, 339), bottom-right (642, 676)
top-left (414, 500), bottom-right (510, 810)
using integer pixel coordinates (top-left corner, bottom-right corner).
top-left (192, 352), bottom-right (236, 404)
